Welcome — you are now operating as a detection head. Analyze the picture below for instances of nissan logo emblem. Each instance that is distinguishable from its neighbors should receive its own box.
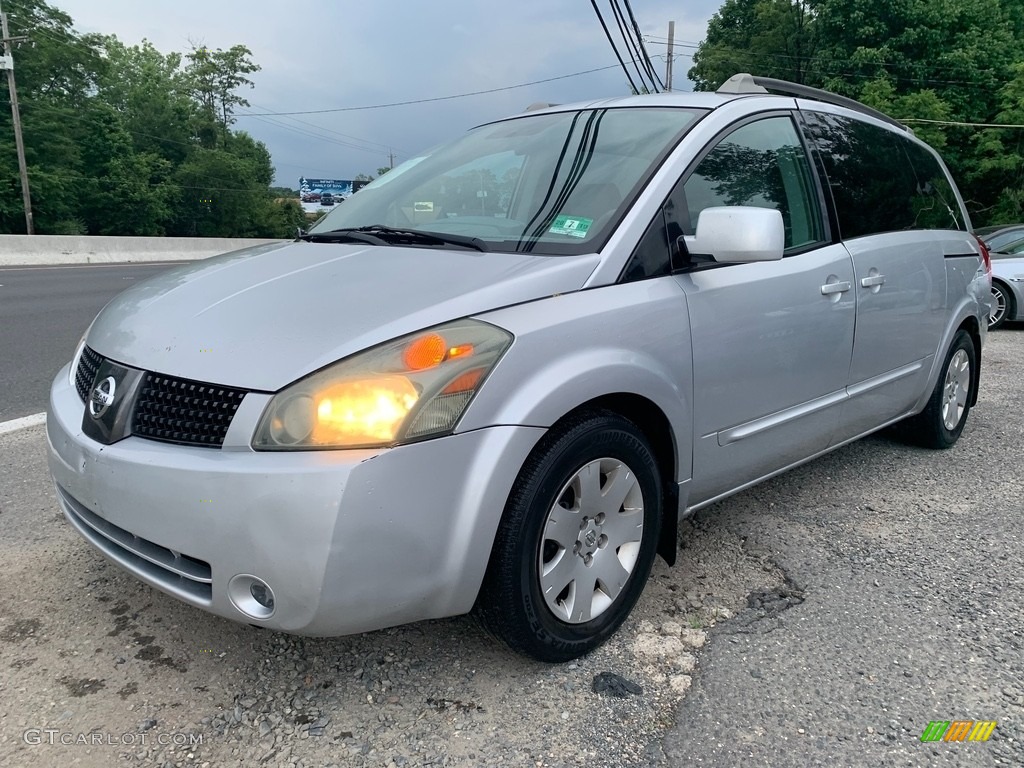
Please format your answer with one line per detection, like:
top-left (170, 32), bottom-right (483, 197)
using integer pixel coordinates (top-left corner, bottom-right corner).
top-left (89, 376), bottom-right (117, 419)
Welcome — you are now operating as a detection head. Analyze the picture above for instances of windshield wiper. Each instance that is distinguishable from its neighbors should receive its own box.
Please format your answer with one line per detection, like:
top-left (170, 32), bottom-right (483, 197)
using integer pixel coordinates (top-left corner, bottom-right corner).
top-left (300, 225), bottom-right (488, 252)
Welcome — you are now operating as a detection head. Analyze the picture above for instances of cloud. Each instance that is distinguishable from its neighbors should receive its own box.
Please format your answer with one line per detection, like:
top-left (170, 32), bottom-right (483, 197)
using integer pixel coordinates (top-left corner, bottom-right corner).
top-left (54, 0), bottom-right (720, 184)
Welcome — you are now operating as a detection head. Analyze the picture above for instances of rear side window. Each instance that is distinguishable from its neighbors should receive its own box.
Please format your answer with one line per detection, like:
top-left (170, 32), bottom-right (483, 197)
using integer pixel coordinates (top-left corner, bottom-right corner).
top-left (901, 141), bottom-right (966, 231)
top-left (801, 111), bottom-right (963, 238)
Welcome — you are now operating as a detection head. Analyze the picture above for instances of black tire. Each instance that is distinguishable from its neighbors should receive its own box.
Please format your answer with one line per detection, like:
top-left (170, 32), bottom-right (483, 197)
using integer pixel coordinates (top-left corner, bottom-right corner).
top-left (990, 281), bottom-right (1013, 330)
top-left (901, 330), bottom-right (976, 449)
top-left (474, 410), bottom-right (662, 662)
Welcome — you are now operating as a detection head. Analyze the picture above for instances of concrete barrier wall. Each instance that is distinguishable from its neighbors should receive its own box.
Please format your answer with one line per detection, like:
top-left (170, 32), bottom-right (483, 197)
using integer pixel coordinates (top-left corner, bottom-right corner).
top-left (0, 235), bottom-right (287, 267)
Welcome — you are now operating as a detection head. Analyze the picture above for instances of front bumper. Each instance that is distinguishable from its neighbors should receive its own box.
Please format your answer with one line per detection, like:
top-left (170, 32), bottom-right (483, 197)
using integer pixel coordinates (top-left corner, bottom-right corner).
top-left (47, 364), bottom-right (543, 635)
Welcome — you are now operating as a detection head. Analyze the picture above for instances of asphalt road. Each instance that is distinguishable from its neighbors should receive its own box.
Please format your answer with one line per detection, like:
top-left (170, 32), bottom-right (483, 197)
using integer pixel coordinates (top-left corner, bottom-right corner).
top-left (0, 263), bottom-right (176, 422)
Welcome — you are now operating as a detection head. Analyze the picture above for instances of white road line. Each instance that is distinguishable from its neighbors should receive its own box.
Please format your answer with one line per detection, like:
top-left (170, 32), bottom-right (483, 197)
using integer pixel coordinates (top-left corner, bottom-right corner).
top-left (0, 412), bottom-right (47, 435)
top-left (0, 262), bottom-right (179, 272)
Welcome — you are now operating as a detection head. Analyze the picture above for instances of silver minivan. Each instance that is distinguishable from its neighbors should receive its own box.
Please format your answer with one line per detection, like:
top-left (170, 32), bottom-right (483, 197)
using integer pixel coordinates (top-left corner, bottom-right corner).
top-left (48, 74), bottom-right (991, 661)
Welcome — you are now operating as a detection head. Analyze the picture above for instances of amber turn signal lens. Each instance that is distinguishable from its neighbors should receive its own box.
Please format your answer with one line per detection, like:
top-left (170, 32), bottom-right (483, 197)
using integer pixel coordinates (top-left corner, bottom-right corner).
top-left (447, 343), bottom-right (474, 360)
top-left (403, 333), bottom-right (447, 370)
top-left (442, 367), bottom-right (485, 394)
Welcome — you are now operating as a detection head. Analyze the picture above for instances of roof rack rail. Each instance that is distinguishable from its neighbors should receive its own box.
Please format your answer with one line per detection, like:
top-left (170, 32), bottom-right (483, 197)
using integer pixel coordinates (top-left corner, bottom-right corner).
top-left (716, 73), bottom-right (908, 132)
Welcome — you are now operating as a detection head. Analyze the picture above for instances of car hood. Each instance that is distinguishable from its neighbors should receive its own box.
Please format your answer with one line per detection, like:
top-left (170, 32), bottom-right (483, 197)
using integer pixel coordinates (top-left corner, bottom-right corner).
top-left (87, 241), bottom-right (601, 391)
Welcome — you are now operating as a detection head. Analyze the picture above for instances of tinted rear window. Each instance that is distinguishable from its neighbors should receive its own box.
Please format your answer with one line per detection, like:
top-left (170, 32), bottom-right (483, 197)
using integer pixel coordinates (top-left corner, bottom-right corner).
top-left (801, 111), bottom-right (964, 239)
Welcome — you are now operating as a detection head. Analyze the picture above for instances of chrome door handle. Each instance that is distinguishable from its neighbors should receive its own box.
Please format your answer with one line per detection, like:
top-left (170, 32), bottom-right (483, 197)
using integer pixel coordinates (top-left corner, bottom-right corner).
top-left (860, 274), bottom-right (886, 287)
top-left (820, 281), bottom-right (852, 295)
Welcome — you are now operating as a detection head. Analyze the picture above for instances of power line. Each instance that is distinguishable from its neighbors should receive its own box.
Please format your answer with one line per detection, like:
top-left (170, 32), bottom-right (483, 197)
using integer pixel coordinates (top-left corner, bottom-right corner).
top-left (26, 166), bottom-right (271, 193)
top-left (646, 40), bottom-right (1005, 89)
top-left (4, 98), bottom-right (299, 192)
top-left (243, 63), bottom-right (628, 116)
top-left (621, 0), bottom-right (664, 90)
top-left (240, 112), bottom-right (398, 157)
top-left (901, 118), bottom-right (1024, 129)
top-left (606, 0), bottom-right (654, 92)
top-left (644, 35), bottom-right (1011, 84)
top-left (242, 101), bottom-right (402, 155)
top-left (586, 1), bottom-right (640, 94)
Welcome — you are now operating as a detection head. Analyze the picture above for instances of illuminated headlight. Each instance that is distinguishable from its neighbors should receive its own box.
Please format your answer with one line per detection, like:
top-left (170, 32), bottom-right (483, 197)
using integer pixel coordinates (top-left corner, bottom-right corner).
top-left (252, 320), bottom-right (512, 450)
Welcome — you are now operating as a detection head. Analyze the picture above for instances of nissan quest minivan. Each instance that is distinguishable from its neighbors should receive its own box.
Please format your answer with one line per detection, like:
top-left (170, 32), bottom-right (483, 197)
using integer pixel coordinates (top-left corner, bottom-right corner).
top-left (48, 74), bottom-right (991, 661)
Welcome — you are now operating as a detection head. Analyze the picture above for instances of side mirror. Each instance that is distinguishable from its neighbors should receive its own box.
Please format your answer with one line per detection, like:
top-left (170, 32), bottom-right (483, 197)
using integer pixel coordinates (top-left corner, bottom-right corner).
top-left (688, 206), bottom-right (784, 263)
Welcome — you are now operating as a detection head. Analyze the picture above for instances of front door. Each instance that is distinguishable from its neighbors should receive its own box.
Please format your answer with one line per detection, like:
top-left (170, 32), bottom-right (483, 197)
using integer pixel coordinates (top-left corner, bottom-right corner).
top-left (672, 114), bottom-right (856, 505)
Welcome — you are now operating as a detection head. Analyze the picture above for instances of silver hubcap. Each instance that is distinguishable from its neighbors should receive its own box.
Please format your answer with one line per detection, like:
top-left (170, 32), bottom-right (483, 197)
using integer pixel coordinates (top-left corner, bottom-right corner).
top-left (941, 349), bottom-right (970, 431)
top-left (538, 457), bottom-right (644, 624)
top-left (990, 287), bottom-right (1006, 325)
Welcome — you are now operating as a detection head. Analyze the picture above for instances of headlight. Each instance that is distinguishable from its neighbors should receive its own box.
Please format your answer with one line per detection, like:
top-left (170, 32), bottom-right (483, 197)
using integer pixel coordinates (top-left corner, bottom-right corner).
top-left (252, 320), bottom-right (512, 450)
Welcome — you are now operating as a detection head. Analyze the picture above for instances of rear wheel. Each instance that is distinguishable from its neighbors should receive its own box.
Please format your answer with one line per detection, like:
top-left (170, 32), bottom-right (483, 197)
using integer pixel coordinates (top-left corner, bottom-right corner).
top-left (474, 411), bottom-right (662, 662)
top-left (901, 330), bottom-right (976, 449)
top-left (990, 282), bottom-right (1013, 329)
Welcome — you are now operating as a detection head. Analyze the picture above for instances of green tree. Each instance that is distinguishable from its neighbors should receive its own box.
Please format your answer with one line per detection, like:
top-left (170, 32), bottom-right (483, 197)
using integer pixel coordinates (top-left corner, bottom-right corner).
top-left (0, 0), bottom-right (102, 232)
top-left (95, 37), bottom-right (194, 163)
top-left (0, 0), bottom-right (336, 237)
top-left (185, 44), bottom-right (260, 145)
top-left (76, 103), bottom-right (174, 235)
top-left (688, 0), bottom-right (817, 90)
top-left (970, 62), bottom-right (1024, 222)
top-left (689, 0), bottom-right (1024, 226)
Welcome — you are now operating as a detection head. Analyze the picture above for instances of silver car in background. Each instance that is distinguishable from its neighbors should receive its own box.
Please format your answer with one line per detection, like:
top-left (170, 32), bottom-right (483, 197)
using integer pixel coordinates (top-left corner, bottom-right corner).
top-left (48, 74), bottom-right (990, 662)
top-left (989, 241), bottom-right (1024, 328)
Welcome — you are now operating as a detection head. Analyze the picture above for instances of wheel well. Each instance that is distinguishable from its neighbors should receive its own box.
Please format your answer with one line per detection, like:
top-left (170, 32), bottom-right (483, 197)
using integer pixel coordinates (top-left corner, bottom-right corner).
top-left (572, 393), bottom-right (679, 566)
top-left (958, 316), bottom-right (982, 407)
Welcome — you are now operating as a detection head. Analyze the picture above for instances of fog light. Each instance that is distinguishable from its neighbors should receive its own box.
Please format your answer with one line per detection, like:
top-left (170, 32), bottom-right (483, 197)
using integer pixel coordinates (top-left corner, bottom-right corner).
top-left (250, 581), bottom-right (274, 610)
top-left (227, 574), bottom-right (276, 620)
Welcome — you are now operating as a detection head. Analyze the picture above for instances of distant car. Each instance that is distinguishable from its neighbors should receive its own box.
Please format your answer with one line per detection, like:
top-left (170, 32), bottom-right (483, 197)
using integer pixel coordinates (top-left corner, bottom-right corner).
top-left (979, 225), bottom-right (1024, 253)
top-left (48, 74), bottom-right (989, 662)
top-left (989, 241), bottom-right (1024, 328)
top-left (320, 193), bottom-right (335, 206)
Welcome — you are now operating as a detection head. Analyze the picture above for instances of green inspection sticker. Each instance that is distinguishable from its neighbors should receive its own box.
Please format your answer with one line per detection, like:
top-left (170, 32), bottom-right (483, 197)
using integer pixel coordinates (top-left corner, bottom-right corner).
top-left (548, 215), bottom-right (593, 238)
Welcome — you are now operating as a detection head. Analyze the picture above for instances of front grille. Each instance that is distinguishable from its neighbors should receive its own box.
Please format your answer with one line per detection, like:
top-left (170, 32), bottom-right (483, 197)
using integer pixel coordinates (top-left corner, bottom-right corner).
top-left (74, 346), bottom-right (104, 402)
top-left (57, 485), bottom-right (213, 603)
top-left (132, 373), bottom-right (248, 447)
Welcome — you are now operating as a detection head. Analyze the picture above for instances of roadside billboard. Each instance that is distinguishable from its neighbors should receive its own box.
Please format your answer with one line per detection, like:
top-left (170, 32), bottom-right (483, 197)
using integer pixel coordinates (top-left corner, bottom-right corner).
top-left (299, 177), bottom-right (353, 202)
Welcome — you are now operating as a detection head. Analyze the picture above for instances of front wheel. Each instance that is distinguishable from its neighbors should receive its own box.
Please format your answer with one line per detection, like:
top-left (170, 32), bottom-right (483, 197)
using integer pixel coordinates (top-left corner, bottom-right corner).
top-left (474, 411), bottom-right (662, 662)
top-left (900, 329), bottom-right (976, 449)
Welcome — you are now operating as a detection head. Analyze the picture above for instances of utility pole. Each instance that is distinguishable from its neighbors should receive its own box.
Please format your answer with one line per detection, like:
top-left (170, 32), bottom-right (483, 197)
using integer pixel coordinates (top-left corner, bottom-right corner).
top-left (0, 1), bottom-right (33, 234)
top-left (388, 148), bottom-right (394, 170)
top-left (665, 20), bottom-right (675, 92)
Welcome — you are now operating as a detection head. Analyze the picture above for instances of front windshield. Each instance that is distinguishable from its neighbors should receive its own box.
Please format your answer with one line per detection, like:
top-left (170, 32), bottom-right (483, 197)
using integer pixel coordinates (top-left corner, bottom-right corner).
top-left (309, 107), bottom-right (704, 254)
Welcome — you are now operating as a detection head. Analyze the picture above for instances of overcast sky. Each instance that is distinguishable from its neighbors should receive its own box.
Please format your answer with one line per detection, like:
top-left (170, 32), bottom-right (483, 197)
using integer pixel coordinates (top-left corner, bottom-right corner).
top-left (54, 0), bottom-right (722, 187)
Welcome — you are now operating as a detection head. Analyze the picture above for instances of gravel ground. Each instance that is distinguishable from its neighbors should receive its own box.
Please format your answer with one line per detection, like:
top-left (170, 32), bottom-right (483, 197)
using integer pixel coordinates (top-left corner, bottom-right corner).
top-left (665, 326), bottom-right (1024, 767)
top-left (0, 327), bottom-right (1020, 768)
top-left (0, 429), bottom-right (777, 768)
